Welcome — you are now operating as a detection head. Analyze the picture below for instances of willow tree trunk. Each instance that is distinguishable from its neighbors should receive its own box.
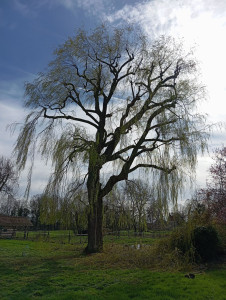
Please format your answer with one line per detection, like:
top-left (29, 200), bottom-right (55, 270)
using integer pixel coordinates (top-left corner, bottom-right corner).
top-left (85, 161), bottom-right (103, 254)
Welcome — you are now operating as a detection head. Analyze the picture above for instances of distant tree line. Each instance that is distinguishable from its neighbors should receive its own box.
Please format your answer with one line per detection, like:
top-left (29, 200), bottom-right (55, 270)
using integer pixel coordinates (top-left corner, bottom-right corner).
top-left (0, 177), bottom-right (207, 234)
top-left (1, 146), bottom-right (225, 234)
top-left (0, 178), bottom-right (184, 233)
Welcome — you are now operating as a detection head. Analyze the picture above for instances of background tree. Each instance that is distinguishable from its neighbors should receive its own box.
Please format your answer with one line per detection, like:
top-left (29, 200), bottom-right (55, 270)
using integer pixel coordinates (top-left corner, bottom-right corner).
top-left (0, 156), bottom-right (18, 196)
top-left (124, 179), bottom-right (150, 234)
top-left (0, 195), bottom-right (29, 217)
top-left (168, 205), bottom-right (185, 228)
top-left (59, 190), bottom-right (88, 234)
top-left (198, 147), bottom-right (226, 224)
top-left (184, 196), bottom-right (211, 227)
top-left (39, 194), bottom-right (60, 230)
top-left (14, 25), bottom-right (208, 253)
top-left (104, 185), bottom-right (131, 235)
top-left (0, 195), bottom-right (18, 216)
top-left (30, 194), bottom-right (42, 229)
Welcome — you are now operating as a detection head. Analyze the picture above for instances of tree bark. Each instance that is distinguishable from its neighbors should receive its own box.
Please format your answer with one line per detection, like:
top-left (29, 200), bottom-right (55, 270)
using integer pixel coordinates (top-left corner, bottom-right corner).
top-left (85, 159), bottom-right (103, 254)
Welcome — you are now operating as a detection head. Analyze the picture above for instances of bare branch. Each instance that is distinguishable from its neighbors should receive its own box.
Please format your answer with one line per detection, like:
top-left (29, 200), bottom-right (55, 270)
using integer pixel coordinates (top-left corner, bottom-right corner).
top-left (129, 164), bottom-right (176, 174)
top-left (43, 107), bottom-right (99, 129)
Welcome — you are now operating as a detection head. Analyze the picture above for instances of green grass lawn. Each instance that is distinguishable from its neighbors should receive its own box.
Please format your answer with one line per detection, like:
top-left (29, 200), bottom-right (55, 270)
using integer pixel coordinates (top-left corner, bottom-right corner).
top-left (0, 237), bottom-right (225, 299)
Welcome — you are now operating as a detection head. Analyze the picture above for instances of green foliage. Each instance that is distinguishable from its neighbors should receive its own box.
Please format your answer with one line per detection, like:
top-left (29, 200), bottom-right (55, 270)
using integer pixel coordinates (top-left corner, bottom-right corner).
top-left (192, 226), bottom-right (221, 262)
top-left (168, 225), bottom-right (221, 263)
top-left (169, 228), bottom-right (193, 258)
top-left (37, 192), bottom-right (88, 232)
top-left (40, 194), bottom-right (60, 225)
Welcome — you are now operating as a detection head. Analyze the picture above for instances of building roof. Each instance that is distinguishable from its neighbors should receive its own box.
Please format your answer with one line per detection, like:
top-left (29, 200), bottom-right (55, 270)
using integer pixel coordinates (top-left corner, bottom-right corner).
top-left (0, 215), bottom-right (33, 228)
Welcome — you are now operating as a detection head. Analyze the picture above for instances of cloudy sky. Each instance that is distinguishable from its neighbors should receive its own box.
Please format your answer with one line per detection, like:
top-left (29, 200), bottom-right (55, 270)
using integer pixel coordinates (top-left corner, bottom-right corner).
top-left (1, 0), bottom-right (226, 198)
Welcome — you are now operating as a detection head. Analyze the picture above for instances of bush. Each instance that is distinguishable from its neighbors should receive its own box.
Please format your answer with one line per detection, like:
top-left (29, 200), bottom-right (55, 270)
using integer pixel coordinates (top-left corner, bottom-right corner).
top-left (169, 229), bottom-right (188, 253)
top-left (169, 225), bottom-right (221, 263)
top-left (192, 226), bottom-right (220, 262)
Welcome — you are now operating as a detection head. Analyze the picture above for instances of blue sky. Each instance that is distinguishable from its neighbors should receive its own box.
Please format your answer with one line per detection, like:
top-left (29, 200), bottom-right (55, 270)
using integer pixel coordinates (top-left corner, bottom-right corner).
top-left (1, 0), bottom-right (226, 198)
top-left (0, 0), bottom-right (139, 81)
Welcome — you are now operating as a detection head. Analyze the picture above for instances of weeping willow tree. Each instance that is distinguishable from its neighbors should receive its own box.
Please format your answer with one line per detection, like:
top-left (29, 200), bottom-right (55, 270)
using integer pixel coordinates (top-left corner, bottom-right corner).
top-left (14, 25), bottom-right (208, 253)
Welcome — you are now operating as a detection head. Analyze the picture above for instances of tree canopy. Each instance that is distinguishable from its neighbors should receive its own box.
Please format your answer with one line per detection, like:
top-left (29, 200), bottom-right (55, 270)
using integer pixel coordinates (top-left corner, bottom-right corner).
top-left (14, 25), bottom-right (208, 252)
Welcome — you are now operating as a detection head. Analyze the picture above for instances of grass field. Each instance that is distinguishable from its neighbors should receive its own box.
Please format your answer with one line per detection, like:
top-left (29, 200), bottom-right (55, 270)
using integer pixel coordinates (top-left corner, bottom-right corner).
top-left (0, 232), bottom-right (226, 299)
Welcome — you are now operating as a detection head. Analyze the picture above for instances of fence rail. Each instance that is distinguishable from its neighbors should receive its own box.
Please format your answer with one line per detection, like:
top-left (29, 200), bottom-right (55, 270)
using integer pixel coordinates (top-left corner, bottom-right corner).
top-left (0, 228), bottom-right (16, 239)
top-left (11, 229), bottom-right (170, 245)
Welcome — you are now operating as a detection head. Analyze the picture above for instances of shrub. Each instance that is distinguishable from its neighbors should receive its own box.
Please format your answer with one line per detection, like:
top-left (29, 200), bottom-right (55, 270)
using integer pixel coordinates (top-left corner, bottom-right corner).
top-left (169, 225), bottom-right (221, 263)
top-left (168, 227), bottom-right (195, 263)
top-left (192, 226), bottom-right (220, 262)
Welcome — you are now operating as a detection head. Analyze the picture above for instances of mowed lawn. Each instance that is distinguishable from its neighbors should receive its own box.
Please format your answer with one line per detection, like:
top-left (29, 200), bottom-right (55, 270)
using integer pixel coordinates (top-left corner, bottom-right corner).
top-left (0, 236), bottom-right (226, 299)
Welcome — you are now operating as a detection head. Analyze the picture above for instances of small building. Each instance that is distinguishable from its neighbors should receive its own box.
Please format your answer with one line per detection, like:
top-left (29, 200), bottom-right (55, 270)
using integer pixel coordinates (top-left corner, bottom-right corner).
top-left (167, 213), bottom-right (185, 229)
top-left (0, 214), bottom-right (33, 238)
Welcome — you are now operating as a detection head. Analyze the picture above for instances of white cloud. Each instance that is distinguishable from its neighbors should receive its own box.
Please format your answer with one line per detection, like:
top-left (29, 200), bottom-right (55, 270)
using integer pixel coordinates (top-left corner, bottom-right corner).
top-left (105, 1), bottom-right (226, 120)
top-left (18, 157), bottom-right (52, 197)
top-left (0, 76), bottom-right (46, 197)
top-left (0, 79), bottom-right (27, 153)
top-left (0, 101), bottom-right (25, 155)
top-left (0, 99), bottom-right (52, 197)
top-left (105, 0), bottom-right (226, 38)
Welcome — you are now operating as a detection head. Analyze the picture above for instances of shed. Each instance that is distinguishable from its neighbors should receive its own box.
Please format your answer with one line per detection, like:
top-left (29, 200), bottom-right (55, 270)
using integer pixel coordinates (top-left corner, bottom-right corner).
top-left (0, 215), bottom-right (33, 238)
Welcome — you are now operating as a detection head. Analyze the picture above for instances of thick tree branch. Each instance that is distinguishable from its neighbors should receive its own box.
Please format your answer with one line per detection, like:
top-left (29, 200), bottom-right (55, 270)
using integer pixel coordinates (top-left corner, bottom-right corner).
top-left (129, 164), bottom-right (176, 174)
top-left (43, 107), bottom-right (99, 129)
